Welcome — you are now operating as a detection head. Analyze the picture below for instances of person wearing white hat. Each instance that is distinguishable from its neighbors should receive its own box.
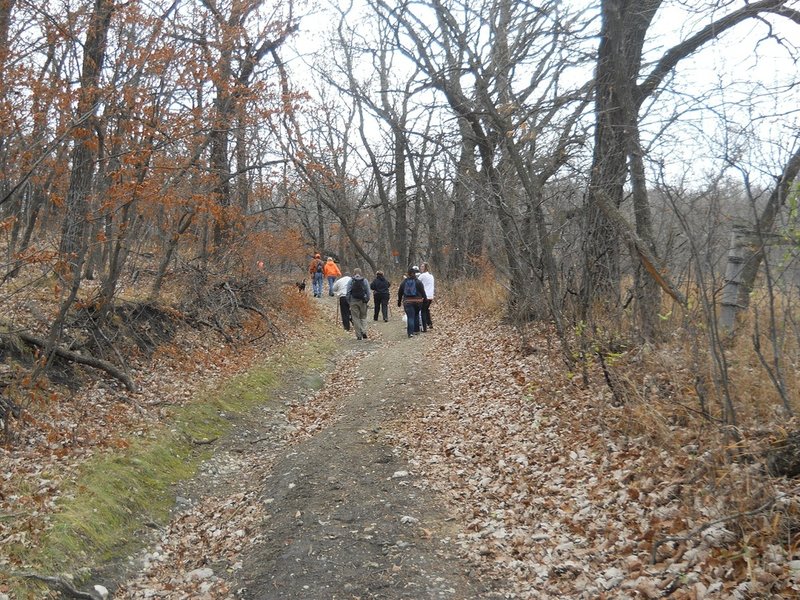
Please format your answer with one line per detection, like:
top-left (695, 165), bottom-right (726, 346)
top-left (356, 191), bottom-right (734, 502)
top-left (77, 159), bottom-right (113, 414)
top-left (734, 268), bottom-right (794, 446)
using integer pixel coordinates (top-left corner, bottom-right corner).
top-left (410, 265), bottom-right (423, 332)
top-left (418, 262), bottom-right (435, 331)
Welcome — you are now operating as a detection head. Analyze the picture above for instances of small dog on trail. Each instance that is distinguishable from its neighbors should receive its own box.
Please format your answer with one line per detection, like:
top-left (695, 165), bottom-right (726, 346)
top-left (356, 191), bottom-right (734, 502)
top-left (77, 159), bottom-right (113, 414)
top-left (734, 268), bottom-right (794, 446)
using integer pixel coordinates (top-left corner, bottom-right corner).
top-left (296, 279), bottom-right (306, 293)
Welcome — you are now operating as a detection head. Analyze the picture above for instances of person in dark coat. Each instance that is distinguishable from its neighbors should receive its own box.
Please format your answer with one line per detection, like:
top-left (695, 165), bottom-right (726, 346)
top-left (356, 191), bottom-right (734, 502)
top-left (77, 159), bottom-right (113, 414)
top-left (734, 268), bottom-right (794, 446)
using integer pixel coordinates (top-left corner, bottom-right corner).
top-left (370, 270), bottom-right (391, 322)
top-left (397, 267), bottom-right (427, 338)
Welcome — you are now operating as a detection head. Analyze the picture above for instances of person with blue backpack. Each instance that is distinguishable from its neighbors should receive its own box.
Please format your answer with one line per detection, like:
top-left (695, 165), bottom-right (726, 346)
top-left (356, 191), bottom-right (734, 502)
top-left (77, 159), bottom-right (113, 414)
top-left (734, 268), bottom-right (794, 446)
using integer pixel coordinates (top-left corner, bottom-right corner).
top-left (397, 267), bottom-right (427, 338)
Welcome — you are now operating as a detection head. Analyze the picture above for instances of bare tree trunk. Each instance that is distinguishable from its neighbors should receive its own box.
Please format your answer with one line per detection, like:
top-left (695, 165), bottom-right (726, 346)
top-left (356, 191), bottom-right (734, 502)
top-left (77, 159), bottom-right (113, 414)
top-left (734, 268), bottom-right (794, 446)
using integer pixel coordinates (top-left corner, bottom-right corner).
top-left (449, 124), bottom-right (477, 275)
top-left (583, 0), bottom-right (660, 317)
top-left (17, 186), bottom-right (45, 257)
top-left (59, 0), bottom-right (114, 281)
top-left (209, 124), bottom-right (232, 248)
top-left (6, 194), bottom-right (21, 260)
top-left (0, 0), bottom-right (14, 80)
top-left (421, 191), bottom-right (442, 271)
top-left (150, 212), bottom-right (194, 299)
top-left (315, 198), bottom-right (325, 250)
top-left (236, 109), bottom-right (249, 213)
top-left (95, 200), bottom-right (139, 322)
top-left (393, 127), bottom-right (409, 266)
top-left (0, 0), bottom-right (15, 207)
top-left (82, 218), bottom-right (101, 281)
top-left (628, 125), bottom-right (661, 338)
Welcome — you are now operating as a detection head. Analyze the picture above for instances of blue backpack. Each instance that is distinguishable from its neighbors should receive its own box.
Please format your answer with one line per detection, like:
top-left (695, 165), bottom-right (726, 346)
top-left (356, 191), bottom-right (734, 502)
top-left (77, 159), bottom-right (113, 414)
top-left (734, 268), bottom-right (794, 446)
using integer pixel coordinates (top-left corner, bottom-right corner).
top-left (403, 277), bottom-right (418, 298)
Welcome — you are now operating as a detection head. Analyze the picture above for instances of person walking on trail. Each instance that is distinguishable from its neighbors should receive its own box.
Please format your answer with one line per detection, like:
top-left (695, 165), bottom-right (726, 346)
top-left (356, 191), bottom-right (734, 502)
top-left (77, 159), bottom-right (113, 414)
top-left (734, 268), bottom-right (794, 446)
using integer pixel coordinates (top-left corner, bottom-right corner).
top-left (397, 267), bottom-right (426, 338)
top-left (332, 272), bottom-right (352, 331)
top-left (347, 269), bottom-right (371, 340)
top-left (323, 257), bottom-right (341, 296)
top-left (410, 266), bottom-right (424, 333)
top-left (417, 262), bottom-right (435, 330)
top-left (370, 270), bottom-right (391, 322)
top-left (309, 253), bottom-right (324, 297)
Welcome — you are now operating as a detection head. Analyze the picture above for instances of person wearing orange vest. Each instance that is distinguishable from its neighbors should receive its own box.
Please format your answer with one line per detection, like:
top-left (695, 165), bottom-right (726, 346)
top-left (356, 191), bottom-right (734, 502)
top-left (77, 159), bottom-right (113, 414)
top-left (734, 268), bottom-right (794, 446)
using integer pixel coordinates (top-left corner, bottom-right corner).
top-left (323, 257), bottom-right (342, 296)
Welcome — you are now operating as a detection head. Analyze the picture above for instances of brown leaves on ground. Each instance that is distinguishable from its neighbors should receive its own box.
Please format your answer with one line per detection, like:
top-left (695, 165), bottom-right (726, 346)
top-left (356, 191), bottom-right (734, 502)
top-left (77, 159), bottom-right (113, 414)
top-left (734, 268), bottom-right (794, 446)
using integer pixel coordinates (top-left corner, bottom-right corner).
top-left (390, 308), bottom-right (800, 599)
top-left (0, 298), bottom-right (312, 587)
top-left (4, 292), bottom-right (800, 599)
top-left (117, 486), bottom-right (266, 599)
top-left (285, 357), bottom-right (361, 442)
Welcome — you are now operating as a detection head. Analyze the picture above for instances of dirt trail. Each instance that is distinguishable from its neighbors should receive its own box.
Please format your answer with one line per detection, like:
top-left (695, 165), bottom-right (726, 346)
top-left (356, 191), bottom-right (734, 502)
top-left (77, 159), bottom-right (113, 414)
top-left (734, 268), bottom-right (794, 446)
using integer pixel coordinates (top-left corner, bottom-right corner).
top-left (115, 296), bottom-right (496, 598)
top-left (233, 299), bottom-right (492, 598)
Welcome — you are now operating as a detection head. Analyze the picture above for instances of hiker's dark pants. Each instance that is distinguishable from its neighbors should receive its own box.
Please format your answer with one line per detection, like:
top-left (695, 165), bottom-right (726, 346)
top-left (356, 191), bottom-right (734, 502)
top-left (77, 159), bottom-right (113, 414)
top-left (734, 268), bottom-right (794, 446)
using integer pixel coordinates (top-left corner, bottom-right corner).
top-left (339, 296), bottom-right (351, 331)
top-left (414, 303), bottom-right (425, 332)
top-left (373, 292), bottom-right (389, 321)
top-left (420, 299), bottom-right (432, 329)
top-left (403, 303), bottom-right (418, 336)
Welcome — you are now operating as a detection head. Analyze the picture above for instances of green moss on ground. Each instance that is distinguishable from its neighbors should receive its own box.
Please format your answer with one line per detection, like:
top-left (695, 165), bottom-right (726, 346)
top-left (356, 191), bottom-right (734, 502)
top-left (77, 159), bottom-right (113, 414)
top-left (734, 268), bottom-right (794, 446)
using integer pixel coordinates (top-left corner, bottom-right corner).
top-left (7, 318), bottom-right (340, 598)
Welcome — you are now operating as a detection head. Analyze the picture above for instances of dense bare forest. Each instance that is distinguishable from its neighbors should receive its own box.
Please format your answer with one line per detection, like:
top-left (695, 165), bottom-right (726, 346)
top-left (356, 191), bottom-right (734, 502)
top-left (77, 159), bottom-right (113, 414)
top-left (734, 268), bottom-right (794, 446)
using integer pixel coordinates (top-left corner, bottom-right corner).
top-left (1, 0), bottom-right (800, 598)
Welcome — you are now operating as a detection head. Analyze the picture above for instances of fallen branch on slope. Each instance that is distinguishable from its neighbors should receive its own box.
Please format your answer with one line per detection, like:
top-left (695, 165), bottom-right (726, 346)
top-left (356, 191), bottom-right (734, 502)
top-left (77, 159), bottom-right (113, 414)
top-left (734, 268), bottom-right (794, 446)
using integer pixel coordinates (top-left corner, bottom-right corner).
top-left (651, 486), bottom-right (800, 563)
top-left (2, 329), bottom-right (136, 392)
top-left (11, 571), bottom-right (105, 599)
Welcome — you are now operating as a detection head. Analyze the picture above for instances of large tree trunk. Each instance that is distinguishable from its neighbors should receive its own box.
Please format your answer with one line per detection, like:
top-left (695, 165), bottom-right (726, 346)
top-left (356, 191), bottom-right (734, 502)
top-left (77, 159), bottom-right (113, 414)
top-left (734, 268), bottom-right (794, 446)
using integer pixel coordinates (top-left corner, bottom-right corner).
top-left (0, 0), bottom-right (15, 200)
top-left (59, 0), bottom-right (114, 278)
top-left (628, 124), bottom-right (661, 339)
top-left (392, 126), bottom-right (409, 267)
top-left (236, 108), bottom-right (249, 213)
top-left (449, 124), bottom-right (478, 275)
top-left (582, 0), bottom-right (661, 319)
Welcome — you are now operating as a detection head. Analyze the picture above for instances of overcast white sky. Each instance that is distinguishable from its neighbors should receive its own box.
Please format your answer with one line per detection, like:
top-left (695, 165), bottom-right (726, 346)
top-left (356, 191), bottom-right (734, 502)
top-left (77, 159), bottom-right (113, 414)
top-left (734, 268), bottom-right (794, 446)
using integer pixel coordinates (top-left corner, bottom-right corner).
top-left (285, 0), bottom-right (800, 188)
top-left (644, 3), bottom-right (799, 186)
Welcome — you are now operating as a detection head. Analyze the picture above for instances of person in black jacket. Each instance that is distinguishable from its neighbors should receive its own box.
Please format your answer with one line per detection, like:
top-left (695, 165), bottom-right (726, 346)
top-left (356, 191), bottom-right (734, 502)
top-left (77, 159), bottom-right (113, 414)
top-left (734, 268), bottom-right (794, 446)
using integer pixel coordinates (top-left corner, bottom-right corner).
top-left (397, 268), bottom-right (427, 338)
top-left (370, 271), bottom-right (391, 322)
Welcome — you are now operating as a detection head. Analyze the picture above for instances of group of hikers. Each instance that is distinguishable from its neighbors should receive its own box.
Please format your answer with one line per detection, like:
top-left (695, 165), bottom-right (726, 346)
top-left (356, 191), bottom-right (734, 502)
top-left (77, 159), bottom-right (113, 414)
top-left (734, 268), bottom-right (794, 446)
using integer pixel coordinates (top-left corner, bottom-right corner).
top-left (307, 254), bottom-right (435, 340)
